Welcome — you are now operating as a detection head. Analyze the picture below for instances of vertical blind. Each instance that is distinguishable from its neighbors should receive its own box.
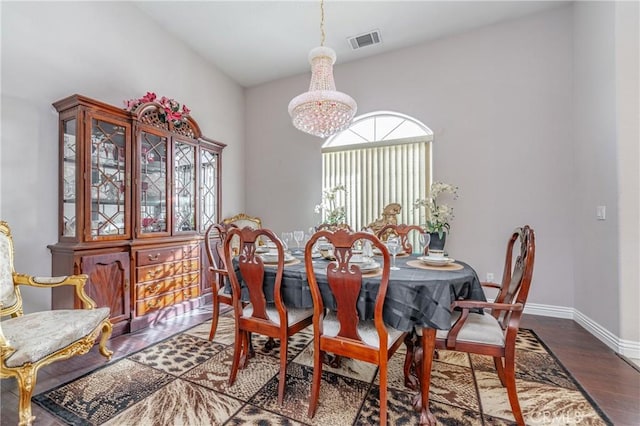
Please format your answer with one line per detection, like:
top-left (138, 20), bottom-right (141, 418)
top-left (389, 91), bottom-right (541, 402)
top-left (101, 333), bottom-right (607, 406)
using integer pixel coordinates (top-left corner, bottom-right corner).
top-left (321, 138), bottom-right (432, 233)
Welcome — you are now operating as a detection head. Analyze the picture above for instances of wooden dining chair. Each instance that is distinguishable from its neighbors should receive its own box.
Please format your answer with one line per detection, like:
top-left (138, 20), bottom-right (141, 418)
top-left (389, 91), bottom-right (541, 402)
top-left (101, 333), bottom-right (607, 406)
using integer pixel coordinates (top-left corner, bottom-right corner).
top-left (432, 225), bottom-right (536, 425)
top-left (305, 228), bottom-right (409, 424)
top-left (376, 223), bottom-right (424, 254)
top-left (224, 227), bottom-right (313, 405)
top-left (204, 222), bottom-right (238, 341)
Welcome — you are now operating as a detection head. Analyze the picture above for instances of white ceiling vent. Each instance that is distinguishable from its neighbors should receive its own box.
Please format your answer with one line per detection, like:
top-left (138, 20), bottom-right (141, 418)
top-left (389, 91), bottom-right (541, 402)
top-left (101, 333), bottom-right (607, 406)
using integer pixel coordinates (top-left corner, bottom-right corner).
top-left (347, 29), bottom-right (382, 50)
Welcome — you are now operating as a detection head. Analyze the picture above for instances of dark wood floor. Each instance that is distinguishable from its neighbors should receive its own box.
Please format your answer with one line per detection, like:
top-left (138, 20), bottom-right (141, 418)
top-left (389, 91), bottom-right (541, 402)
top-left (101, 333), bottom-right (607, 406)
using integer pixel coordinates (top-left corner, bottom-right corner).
top-left (2, 308), bottom-right (639, 425)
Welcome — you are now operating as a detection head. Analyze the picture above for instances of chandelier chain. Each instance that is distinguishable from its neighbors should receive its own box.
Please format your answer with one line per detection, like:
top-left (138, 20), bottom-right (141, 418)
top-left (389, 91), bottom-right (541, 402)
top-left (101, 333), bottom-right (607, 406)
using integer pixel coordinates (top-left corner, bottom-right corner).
top-left (320, 0), bottom-right (325, 46)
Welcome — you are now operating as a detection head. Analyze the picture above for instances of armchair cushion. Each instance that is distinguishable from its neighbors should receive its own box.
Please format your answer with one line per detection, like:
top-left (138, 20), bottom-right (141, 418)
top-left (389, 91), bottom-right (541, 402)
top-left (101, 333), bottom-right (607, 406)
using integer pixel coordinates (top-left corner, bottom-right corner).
top-left (2, 307), bottom-right (110, 368)
top-left (435, 311), bottom-right (505, 347)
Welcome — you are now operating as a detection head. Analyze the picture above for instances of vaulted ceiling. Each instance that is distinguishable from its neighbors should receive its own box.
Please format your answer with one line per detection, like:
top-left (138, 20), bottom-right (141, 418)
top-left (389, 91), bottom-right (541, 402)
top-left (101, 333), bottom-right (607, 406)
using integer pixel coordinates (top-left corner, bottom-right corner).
top-left (134, 1), bottom-right (568, 87)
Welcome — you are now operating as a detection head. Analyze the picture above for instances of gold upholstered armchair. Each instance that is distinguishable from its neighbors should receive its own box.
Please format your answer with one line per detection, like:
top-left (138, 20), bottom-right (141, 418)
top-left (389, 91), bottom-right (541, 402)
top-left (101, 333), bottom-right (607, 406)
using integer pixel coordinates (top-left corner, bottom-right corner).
top-left (0, 221), bottom-right (113, 426)
top-left (223, 213), bottom-right (263, 253)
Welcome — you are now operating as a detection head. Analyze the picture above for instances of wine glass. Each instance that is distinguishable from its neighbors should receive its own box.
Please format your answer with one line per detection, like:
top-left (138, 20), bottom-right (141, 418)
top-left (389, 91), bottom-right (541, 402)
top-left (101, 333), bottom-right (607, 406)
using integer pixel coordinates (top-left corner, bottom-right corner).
top-left (419, 232), bottom-right (431, 256)
top-left (293, 230), bottom-right (304, 254)
top-left (281, 232), bottom-right (292, 251)
top-left (386, 237), bottom-right (401, 270)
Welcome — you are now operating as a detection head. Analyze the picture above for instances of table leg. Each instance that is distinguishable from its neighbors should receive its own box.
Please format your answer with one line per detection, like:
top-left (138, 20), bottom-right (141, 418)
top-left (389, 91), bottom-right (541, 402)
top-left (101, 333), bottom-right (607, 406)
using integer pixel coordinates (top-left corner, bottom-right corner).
top-left (413, 328), bottom-right (437, 425)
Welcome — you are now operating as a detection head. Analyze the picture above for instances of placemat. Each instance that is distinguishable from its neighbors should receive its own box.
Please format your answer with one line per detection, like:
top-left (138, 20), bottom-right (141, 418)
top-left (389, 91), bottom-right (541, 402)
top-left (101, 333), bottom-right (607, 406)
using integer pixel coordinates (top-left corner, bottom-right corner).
top-left (406, 260), bottom-right (464, 271)
top-left (362, 269), bottom-right (382, 278)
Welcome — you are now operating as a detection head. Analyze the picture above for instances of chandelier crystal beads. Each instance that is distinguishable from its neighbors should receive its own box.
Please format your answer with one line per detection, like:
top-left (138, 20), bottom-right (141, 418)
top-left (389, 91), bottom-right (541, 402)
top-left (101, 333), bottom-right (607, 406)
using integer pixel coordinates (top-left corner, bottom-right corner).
top-left (288, 2), bottom-right (357, 138)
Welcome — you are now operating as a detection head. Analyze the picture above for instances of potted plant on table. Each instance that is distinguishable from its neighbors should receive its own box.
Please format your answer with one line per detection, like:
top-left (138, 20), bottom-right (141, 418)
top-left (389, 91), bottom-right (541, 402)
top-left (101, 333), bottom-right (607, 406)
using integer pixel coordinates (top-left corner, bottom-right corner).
top-left (414, 181), bottom-right (459, 250)
top-left (314, 184), bottom-right (347, 226)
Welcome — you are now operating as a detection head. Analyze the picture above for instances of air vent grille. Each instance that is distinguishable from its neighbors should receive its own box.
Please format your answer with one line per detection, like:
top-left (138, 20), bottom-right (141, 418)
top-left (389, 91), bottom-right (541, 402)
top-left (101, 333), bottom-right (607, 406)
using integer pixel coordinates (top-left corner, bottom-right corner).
top-left (347, 29), bottom-right (382, 50)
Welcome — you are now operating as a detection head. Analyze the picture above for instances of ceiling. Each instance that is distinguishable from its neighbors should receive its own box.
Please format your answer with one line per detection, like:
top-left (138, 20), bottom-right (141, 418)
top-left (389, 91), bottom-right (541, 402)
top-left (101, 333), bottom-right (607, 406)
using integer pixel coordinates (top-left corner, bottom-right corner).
top-left (134, 1), bottom-right (568, 88)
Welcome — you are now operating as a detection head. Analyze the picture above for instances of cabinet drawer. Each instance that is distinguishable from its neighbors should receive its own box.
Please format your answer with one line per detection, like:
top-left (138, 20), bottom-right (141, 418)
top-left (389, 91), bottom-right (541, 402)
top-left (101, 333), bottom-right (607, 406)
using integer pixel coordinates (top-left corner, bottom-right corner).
top-left (137, 261), bottom-right (182, 282)
top-left (137, 244), bottom-right (198, 266)
top-left (173, 285), bottom-right (201, 304)
top-left (136, 293), bottom-right (176, 316)
top-left (183, 244), bottom-right (200, 259)
top-left (136, 260), bottom-right (199, 282)
top-left (135, 285), bottom-right (201, 316)
top-left (136, 276), bottom-right (180, 299)
top-left (135, 272), bottom-right (200, 299)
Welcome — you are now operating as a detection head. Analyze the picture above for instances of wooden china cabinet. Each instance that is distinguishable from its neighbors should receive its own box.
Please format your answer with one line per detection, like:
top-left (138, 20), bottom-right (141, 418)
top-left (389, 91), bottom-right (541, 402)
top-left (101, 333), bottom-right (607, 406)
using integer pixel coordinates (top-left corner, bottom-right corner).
top-left (49, 94), bottom-right (225, 336)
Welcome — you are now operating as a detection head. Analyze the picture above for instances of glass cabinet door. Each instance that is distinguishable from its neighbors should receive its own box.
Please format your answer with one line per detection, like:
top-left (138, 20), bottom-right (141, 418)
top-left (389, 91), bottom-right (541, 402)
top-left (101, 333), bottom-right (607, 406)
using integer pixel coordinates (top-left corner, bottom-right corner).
top-left (62, 118), bottom-right (77, 238)
top-left (200, 147), bottom-right (219, 232)
top-left (89, 118), bottom-right (128, 240)
top-left (139, 131), bottom-right (169, 235)
top-left (174, 140), bottom-right (196, 233)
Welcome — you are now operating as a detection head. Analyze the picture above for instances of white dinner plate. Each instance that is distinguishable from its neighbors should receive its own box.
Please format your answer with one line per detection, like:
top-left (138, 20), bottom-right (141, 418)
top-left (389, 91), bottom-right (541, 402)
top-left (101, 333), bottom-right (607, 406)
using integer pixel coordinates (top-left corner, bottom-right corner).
top-left (418, 255), bottom-right (455, 266)
top-left (353, 261), bottom-right (380, 272)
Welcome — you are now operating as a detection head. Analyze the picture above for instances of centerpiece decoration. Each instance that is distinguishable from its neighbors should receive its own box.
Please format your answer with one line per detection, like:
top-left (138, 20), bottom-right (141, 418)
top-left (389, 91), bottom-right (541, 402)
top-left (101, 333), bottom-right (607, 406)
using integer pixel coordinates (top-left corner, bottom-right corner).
top-left (124, 92), bottom-right (190, 127)
top-left (414, 181), bottom-right (459, 250)
top-left (314, 184), bottom-right (347, 225)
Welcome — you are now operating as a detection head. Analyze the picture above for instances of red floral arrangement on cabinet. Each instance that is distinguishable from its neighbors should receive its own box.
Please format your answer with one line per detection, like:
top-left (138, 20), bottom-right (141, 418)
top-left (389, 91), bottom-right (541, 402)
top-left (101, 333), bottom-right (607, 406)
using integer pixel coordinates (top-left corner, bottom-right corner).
top-left (124, 92), bottom-right (190, 127)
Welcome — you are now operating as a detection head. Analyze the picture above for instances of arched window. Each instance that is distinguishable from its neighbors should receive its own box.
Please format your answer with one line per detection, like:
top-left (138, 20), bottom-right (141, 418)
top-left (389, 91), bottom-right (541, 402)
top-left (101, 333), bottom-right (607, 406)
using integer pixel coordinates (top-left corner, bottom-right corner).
top-left (321, 111), bottom-right (433, 233)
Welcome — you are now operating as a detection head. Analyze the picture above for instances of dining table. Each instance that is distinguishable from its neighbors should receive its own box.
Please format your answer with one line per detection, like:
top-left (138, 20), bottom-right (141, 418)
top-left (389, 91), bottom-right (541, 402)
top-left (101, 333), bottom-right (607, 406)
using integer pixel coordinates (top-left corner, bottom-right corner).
top-left (230, 250), bottom-right (485, 425)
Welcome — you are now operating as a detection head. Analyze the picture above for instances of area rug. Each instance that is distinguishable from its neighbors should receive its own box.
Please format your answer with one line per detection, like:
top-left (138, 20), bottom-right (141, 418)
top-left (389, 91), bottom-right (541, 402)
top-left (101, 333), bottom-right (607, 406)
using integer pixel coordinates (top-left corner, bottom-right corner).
top-left (33, 314), bottom-right (612, 425)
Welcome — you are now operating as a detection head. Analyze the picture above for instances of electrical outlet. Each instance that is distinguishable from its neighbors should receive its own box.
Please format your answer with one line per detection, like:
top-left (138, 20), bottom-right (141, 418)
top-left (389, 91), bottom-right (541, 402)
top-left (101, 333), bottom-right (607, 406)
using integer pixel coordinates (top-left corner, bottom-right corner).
top-left (486, 273), bottom-right (495, 283)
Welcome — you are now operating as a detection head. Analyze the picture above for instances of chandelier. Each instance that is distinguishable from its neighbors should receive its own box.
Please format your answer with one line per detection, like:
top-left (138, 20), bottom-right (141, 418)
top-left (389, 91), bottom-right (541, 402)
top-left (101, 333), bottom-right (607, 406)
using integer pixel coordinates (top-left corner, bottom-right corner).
top-left (288, 0), bottom-right (357, 138)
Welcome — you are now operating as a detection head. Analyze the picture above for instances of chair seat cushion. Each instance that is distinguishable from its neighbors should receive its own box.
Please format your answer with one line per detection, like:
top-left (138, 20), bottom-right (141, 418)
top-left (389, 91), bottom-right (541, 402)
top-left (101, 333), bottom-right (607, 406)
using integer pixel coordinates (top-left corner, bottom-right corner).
top-left (323, 311), bottom-right (405, 349)
top-left (243, 304), bottom-right (312, 327)
top-left (2, 307), bottom-right (110, 368)
top-left (434, 311), bottom-right (505, 347)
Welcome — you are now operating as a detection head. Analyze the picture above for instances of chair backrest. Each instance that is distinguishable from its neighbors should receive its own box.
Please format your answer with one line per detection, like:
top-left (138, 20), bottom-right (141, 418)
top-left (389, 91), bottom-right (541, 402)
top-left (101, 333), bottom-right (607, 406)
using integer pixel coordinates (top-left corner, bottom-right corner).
top-left (494, 225), bottom-right (536, 326)
top-left (366, 203), bottom-right (402, 235)
top-left (0, 221), bottom-right (20, 315)
top-left (316, 222), bottom-right (353, 232)
top-left (224, 227), bottom-right (286, 323)
top-left (376, 223), bottom-right (424, 254)
top-left (204, 223), bottom-right (238, 286)
top-left (305, 229), bottom-right (391, 346)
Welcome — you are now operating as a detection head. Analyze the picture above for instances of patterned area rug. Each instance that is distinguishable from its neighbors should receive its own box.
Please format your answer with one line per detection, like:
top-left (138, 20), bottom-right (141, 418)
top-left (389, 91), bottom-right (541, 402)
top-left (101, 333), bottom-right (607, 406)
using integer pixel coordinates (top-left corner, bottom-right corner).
top-left (34, 314), bottom-right (611, 425)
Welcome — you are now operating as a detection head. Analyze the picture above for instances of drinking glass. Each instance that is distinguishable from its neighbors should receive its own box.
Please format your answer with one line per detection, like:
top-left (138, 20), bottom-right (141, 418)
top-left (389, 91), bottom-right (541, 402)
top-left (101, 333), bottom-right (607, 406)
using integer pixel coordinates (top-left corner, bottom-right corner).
top-left (419, 232), bottom-right (431, 256)
top-left (281, 232), bottom-right (292, 251)
top-left (386, 237), bottom-right (401, 270)
top-left (293, 230), bottom-right (304, 253)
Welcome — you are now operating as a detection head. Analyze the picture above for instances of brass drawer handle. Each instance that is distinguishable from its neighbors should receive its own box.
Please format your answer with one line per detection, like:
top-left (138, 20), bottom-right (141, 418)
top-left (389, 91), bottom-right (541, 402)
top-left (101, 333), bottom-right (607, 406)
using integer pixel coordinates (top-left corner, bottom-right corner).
top-left (148, 253), bottom-right (161, 261)
top-left (146, 267), bottom-right (163, 279)
top-left (146, 299), bottom-right (161, 309)
top-left (146, 284), bottom-right (161, 295)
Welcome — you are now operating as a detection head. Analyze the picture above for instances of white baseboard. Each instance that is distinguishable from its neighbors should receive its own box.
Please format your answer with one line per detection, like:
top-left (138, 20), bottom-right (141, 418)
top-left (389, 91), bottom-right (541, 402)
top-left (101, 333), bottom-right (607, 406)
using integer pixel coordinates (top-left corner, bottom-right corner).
top-left (522, 303), bottom-right (640, 359)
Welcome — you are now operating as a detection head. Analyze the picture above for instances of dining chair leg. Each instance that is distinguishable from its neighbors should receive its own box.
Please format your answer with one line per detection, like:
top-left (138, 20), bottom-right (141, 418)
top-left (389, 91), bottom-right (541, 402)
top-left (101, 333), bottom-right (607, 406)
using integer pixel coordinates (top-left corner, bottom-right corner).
top-left (494, 356), bottom-right (507, 387)
top-left (379, 362), bottom-right (388, 425)
top-left (208, 298), bottom-right (220, 341)
top-left (504, 351), bottom-right (525, 426)
top-left (229, 329), bottom-right (245, 386)
top-left (277, 336), bottom-right (288, 405)
top-left (308, 343), bottom-right (323, 418)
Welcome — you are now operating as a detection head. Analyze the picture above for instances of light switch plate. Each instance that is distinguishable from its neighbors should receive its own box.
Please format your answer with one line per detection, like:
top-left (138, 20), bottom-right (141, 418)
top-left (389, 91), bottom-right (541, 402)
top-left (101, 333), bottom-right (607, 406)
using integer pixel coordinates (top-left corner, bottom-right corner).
top-left (596, 205), bottom-right (606, 220)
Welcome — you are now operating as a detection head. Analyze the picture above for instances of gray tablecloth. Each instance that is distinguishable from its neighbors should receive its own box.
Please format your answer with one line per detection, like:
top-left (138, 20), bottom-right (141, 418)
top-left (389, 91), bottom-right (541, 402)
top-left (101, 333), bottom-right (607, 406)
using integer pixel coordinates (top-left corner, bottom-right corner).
top-left (230, 254), bottom-right (485, 332)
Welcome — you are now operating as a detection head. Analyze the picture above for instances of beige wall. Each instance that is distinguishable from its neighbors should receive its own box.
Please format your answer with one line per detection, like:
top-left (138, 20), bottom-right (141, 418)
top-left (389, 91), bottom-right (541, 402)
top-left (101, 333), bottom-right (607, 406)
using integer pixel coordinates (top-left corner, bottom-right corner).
top-left (245, 4), bottom-right (639, 353)
top-left (246, 6), bottom-right (576, 307)
top-left (0, 2), bottom-right (246, 312)
top-left (614, 1), bottom-right (640, 344)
